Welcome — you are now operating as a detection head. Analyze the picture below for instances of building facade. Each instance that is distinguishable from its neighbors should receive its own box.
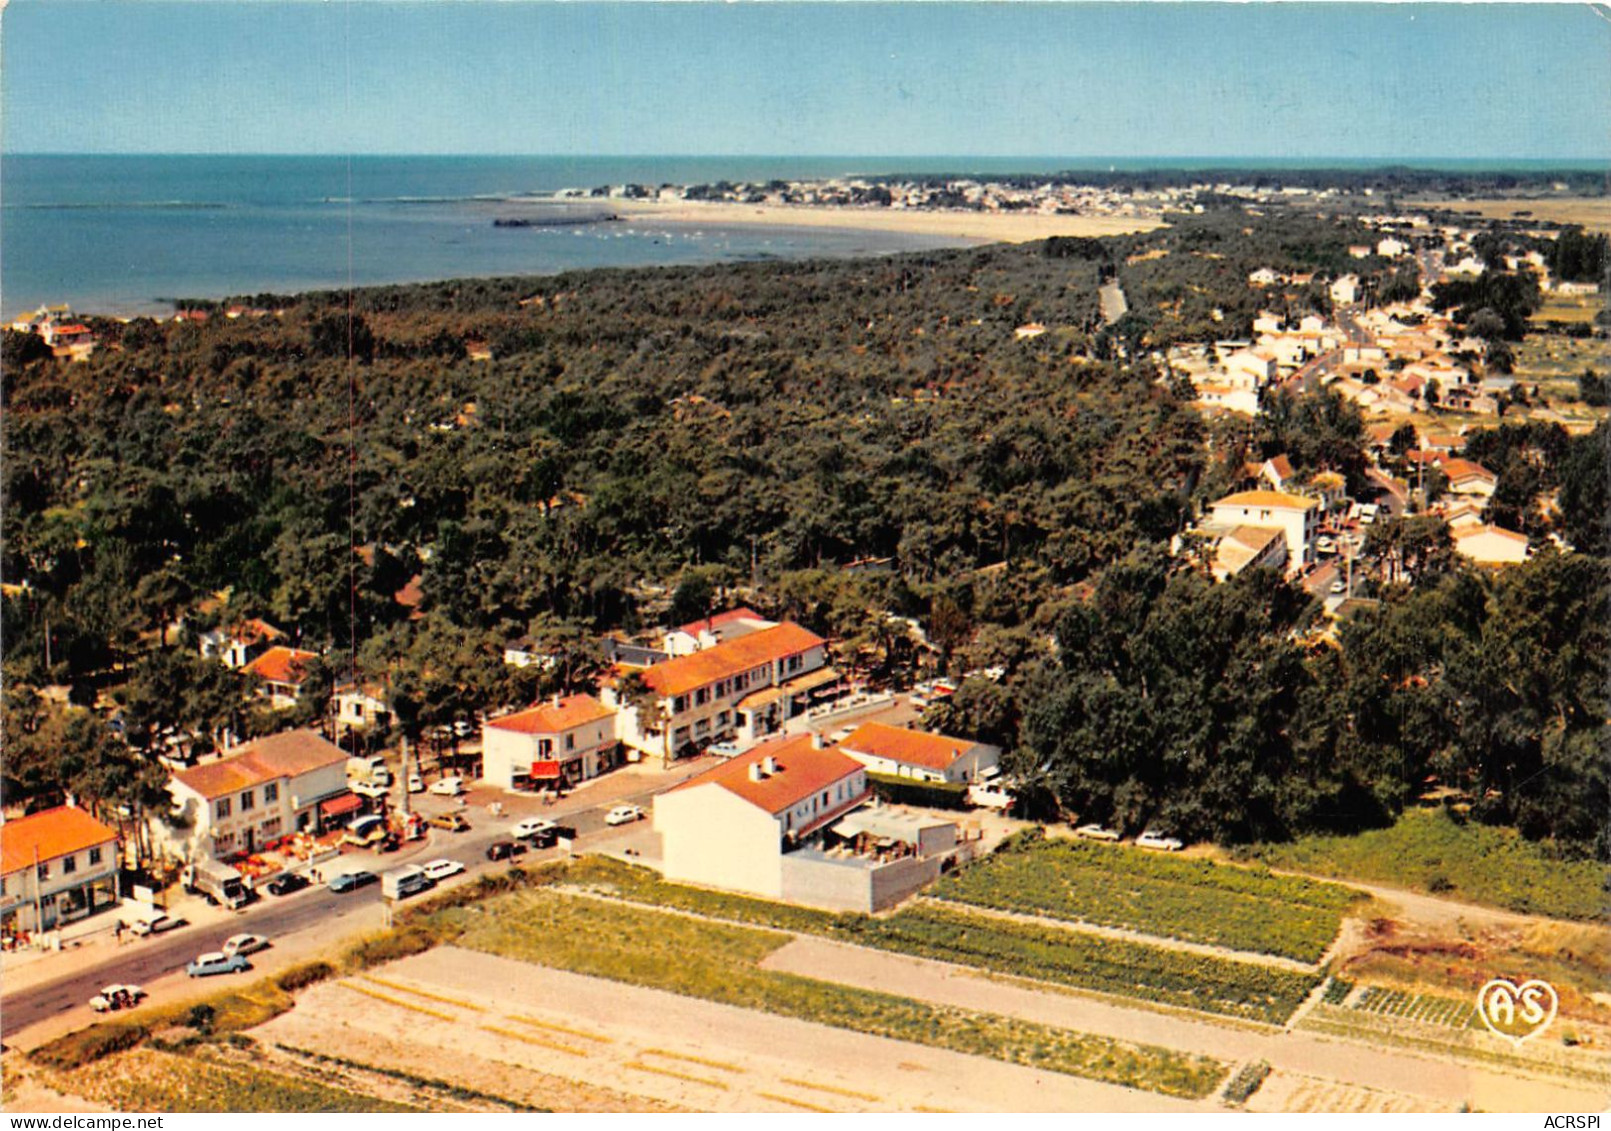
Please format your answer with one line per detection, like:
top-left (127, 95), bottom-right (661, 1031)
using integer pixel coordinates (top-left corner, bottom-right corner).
top-left (1, 806), bottom-right (121, 937)
top-left (838, 722), bottom-right (1001, 785)
top-left (482, 694), bottom-right (619, 789)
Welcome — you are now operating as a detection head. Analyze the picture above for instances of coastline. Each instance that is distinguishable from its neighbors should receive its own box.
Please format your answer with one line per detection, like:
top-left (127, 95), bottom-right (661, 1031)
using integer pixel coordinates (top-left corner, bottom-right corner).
top-left (612, 198), bottom-right (1168, 243)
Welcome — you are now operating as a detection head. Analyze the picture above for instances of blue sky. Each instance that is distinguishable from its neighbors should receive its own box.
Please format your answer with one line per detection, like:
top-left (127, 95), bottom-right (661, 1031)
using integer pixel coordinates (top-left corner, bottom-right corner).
top-left (4, 2), bottom-right (1607, 159)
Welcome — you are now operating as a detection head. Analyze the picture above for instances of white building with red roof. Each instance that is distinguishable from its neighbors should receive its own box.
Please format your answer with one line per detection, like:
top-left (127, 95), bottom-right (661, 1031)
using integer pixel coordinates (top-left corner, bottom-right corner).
top-left (482, 694), bottom-right (620, 789)
top-left (200, 617), bottom-right (285, 669)
top-left (604, 621), bottom-right (836, 760)
top-left (838, 721), bottom-right (1000, 785)
top-left (243, 646), bottom-right (320, 708)
top-left (1207, 490), bottom-right (1322, 575)
top-left (653, 733), bottom-right (870, 900)
top-left (661, 607), bottom-right (775, 656)
top-left (1, 806), bottom-right (120, 937)
top-left (158, 729), bottom-right (351, 861)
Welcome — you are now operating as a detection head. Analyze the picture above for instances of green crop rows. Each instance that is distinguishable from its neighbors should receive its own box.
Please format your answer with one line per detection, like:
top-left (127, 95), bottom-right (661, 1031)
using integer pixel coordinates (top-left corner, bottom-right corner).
top-left (849, 903), bottom-right (1319, 1026)
top-left (931, 837), bottom-right (1359, 964)
top-left (1351, 986), bottom-right (1478, 1030)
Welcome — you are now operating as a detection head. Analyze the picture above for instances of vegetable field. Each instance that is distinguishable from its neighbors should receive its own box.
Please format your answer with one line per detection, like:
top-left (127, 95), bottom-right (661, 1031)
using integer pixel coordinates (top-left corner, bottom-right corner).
top-left (851, 903), bottom-right (1320, 1026)
top-left (932, 838), bottom-right (1358, 963)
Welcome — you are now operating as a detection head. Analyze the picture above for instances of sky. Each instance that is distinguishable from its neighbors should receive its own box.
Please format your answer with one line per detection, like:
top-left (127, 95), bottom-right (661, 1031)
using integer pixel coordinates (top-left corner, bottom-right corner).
top-left (3, 2), bottom-right (1608, 160)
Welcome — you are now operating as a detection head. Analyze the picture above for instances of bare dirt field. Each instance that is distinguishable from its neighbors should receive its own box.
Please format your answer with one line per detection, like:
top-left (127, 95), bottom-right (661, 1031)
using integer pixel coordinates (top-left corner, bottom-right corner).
top-left (1409, 197), bottom-right (1611, 233)
top-left (614, 198), bottom-right (1167, 244)
top-left (254, 946), bottom-right (1207, 1113)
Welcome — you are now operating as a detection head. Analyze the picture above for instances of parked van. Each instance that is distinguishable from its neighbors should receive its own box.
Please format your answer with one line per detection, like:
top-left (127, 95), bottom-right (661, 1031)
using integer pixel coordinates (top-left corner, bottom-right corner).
top-left (347, 755), bottom-right (388, 781)
top-left (381, 865), bottom-right (434, 900)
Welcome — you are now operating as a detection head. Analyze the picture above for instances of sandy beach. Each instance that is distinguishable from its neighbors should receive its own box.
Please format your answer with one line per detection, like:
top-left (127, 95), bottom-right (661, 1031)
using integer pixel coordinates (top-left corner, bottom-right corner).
top-left (614, 198), bottom-right (1168, 244)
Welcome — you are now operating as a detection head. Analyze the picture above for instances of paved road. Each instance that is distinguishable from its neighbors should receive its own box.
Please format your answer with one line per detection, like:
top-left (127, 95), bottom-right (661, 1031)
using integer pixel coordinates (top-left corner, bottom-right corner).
top-left (0, 776), bottom-right (669, 1039)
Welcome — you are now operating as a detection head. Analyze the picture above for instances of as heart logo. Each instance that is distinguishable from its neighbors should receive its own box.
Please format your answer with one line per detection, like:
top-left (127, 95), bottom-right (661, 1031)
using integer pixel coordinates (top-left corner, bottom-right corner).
top-left (1475, 978), bottom-right (1558, 1046)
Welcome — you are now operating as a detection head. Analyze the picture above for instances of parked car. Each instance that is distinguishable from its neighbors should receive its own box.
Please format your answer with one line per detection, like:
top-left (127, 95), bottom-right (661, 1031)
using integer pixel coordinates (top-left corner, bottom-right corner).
top-left (429, 776), bottom-right (466, 797)
top-left (707, 741), bottom-right (743, 758)
top-left (328, 870), bottom-right (378, 893)
top-left (89, 984), bottom-right (145, 1012)
top-left (420, 858), bottom-right (465, 881)
top-left (1316, 536), bottom-right (1337, 555)
top-left (265, 872), bottom-right (311, 897)
top-left (352, 779), bottom-right (390, 800)
top-left (485, 840), bottom-right (526, 862)
top-left (1330, 579), bottom-right (1347, 595)
top-left (605, 804), bottom-right (644, 827)
top-left (222, 933), bottom-right (270, 956)
top-left (186, 951), bottom-right (250, 977)
top-left (130, 913), bottom-right (184, 937)
top-left (428, 811), bottom-right (470, 833)
top-left (1136, 829), bottom-right (1184, 852)
top-left (511, 818), bottom-right (557, 840)
top-left (342, 815), bottom-right (389, 847)
top-left (1073, 823), bottom-right (1121, 842)
top-left (407, 773), bottom-right (425, 794)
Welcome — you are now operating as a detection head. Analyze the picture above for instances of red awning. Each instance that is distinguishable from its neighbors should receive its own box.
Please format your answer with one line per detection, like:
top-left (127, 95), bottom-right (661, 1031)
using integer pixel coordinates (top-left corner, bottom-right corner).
top-left (318, 793), bottom-right (363, 817)
top-left (530, 760), bottom-right (563, 780)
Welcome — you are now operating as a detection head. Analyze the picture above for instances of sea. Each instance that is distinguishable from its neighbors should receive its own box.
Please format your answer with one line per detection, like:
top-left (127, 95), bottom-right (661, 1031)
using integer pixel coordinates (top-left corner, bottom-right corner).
top-left (1, 154), bottom-right (1004, 318)
top-left (5, 154), bottom-right (1598, 319)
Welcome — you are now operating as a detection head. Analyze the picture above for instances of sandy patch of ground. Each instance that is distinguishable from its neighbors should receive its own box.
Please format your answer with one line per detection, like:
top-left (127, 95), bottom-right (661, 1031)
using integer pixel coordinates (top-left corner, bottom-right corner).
top-left (1, 1052), bottom-right (112, 1114)
top-left (615, 199), bottom-right (1166, 244)
top-left (255, 946), bottom-right (1207, 1113)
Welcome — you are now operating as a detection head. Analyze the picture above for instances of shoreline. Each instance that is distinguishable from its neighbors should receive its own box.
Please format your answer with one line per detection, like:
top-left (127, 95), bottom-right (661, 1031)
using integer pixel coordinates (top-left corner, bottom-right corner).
top-left (611, 198), bottom-right (1168, 243)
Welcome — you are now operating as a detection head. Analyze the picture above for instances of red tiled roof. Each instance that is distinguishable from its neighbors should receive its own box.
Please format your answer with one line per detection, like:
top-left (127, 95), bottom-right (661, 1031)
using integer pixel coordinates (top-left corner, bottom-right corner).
top-left (1440, 458), bottom-right (1496, 484)
top-left (487, 694), bottom-right (613, 735)
top-left (1, 806), bottom-right (118, 875)
top-left (640, 622), bottom-right (826, 699)
top-left (1264, 454), bottom-right (1294, 479)
top-left (674, 607), bottom-right (767, 638)
top-left (839, 722), bottom-right (979, 772)
top-left (244, 646), bottom-right (318, 684)
top-left (172, 729), bottom-right (347, 801)
top-left (666, 733), bottom-right (863, 814)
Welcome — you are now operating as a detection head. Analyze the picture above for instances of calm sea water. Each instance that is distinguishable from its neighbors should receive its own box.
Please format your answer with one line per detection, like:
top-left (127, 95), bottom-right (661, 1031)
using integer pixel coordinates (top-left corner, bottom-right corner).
top-left (4, 155), bottom-right (998, 317)
top-left (5, 154), bottom-right (1599, 318)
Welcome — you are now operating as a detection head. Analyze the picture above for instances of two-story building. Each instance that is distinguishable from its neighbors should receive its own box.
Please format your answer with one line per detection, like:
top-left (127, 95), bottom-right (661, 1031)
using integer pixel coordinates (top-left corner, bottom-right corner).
top-left (1207, 490), bottom-right (1321, 576)
top-left (482, 694), bottom-right (620, 790)
top-left (838, 722), bottom-right (1001, 785)
top-left (1, 806), bottom-right (121, 938)
top-left (653, 733), bottom-right (870, 899)
top-left (156, 730), bottom-right (352, 861)
top-left (604, 622), bottom-right (836, 759)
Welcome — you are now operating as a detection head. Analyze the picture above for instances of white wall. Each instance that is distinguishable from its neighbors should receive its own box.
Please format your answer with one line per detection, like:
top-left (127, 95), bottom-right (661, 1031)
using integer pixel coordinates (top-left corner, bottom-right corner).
top-left (654, 785), bottom-right (784, 897)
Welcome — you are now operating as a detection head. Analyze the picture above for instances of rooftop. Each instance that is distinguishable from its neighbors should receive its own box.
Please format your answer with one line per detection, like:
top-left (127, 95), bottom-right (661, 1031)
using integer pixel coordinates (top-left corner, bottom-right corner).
top-left (666, 733), bottom-right (863, 816)
top-left (640, 622), bottom-right (825, 699)
top-left (172, 729), bottom-right (347, 801)
top-left (486, 694), bottom-right (614, 735)
top-left (243, 646), bottom-right (319, 685)
top-left (1214, 490), bottom-right (1321, 512)
top-left (839, 721), bottom-right (982, 772)
top-left (1, 806), bottom-right (118, 875)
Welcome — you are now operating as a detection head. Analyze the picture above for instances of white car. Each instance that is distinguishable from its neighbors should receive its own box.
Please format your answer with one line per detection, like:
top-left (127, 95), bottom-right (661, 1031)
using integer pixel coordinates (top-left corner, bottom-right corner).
top-left (129, 913), bottom-right (183, 937)
top-left (407, 773), bottom-right (425, 794)
top-left (605, 804), bottom-right (644, 827)
top-left (429, 777), bottom-right (466, 797)
top-left (1074, 823), bottom-right (1121, 842)
top-left (1136, 829), bottom-right (1184, 852)
top-left (421, 858), bottom-right (465, 881)
top-left (221, 932), bottom-right (270, 956)
top-left (1330, 579), bottom-right (1347, 595)
top-left (511, 817), bottom-right (557, 840)
top-left (352, 779), bottom-right (390, 799)
top-left (90, 984), bottom-right (146, 1012)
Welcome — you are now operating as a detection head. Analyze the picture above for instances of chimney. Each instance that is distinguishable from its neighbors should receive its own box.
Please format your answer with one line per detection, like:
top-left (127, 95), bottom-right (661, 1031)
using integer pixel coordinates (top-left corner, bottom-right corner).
top-left (748, 762), bottom-right (766, 782)
top-left (552, 693), bottom-right (562, 708)
top-left (762, 756), bottom-right (780, 775)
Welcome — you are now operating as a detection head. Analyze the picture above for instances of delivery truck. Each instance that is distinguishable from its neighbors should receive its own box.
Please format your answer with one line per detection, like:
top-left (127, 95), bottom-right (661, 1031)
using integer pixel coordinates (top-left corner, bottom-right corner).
top-left (380, 865), bottom-right (434, 900)
top-left (182, 858), bottom-right (250, 909)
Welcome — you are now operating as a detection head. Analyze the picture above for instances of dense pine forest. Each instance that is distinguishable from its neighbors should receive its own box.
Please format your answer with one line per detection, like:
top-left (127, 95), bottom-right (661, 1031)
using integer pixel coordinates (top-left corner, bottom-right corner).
top-left (4, 209), bottom-right (1606, 857)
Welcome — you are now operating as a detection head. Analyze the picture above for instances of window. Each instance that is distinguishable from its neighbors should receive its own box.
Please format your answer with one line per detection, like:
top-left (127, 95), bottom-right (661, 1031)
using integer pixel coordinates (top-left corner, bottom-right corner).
top-left (37, 862), bottom-right (49, 881)
top-left (240, 789), bottom-right (255, 812)
top-left (538, 738), bottom-right (553, 756)
top-left (88, 847), bottom-right (103, 866)
top-left (261, 817), bottom-right (282, 838)
top-left (216, 798), bottom-right (232, 820)
top-left (353, 702), bottom-right (364, 719)
top-left (263, 783), bottom-right (279, 804)
top-left (564, 733), bottom-right (575, 751)
top-left (673, 696), bottom-right (688, 714)
top-left (62, 855), bottom-right (77, 875)
top-left (694, 688), bottom-right (710, 707)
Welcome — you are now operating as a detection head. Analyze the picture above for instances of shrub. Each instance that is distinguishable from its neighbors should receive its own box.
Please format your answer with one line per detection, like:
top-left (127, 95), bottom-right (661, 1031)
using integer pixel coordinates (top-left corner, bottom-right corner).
top-left (274, 960), bottom-right (335, 993)
top-left (187, 1004), bottom-right (216, 1034)
top-left (1222, 1060), bottom-right (1271, 1105)
top-left (866, 771), bottom-right (970, 810)
top-left (31, 1021), bottom-right (148, 1070)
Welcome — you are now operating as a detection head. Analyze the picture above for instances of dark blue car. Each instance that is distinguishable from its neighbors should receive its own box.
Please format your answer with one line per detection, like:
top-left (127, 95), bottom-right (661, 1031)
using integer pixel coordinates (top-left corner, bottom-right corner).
top-left (328, 870), bottom-right (378, 893)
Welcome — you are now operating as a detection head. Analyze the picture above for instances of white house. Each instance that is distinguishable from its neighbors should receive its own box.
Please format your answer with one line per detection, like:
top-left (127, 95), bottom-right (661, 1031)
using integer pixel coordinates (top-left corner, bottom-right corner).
top-left (1330, 275), bottom-right (1361, 306)
top-left (1, 806), bottom-right (121, 937)
top-left (158, 730), bottom-right (352, 861)
top-left (1376, 236), bottom-right (1409, 258)
top-left (653, 733), bottom-right (870, 900)
top-left (199, 618), bottom-right (285, 669)
top-left (333, 679), bottom-right (390, 733)
top-left (482, 694), bottom-right (619, 790)
top-left (1208, 490), bottom-right (1321, 575)
top-left (243, 646), bottom-right (320, 709)
top-left (661, 607), bottom-right (775, 656)
top-left (604, 621), bottom-right (836, 759)
top-left (1439, 458), bottom-right (1498, 499)
top-left (838, 721), bottom-right (1000, 785)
